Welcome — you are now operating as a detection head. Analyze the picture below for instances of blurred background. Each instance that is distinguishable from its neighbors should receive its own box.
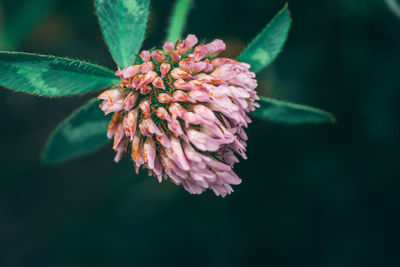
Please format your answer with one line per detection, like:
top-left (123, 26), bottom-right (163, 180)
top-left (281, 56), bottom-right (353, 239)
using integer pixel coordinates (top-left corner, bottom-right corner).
top-left (0, 0), bottom-right (399, 266)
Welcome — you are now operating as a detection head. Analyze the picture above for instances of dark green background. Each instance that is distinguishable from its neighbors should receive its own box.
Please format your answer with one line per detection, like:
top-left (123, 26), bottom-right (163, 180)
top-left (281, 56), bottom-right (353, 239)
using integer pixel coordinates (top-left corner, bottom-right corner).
top-left (1, 0), bottom-right (399, 266)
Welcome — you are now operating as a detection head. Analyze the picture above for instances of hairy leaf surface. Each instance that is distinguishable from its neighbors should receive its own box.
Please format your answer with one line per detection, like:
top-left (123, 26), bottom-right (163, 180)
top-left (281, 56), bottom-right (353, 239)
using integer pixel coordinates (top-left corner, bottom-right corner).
top-left (253, 96), bottom-right (335, 124)
top-left (96, 0), bottom-right (150, 68)
top-left (237, 4), bottom-right (291, 72)
top-left (0, 52), bottom-right (117, 96)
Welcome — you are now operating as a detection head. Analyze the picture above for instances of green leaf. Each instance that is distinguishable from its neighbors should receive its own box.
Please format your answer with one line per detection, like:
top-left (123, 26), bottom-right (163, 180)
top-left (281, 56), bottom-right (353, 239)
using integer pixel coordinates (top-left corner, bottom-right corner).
top-left (166, 0), bottom-right (193, 42)
top-left (237, 4), bottom-right (291, 73)
top-left (0, 51), bottom-right (118, 96)
top-left (384, 0), bottom-right (400, 19)
top-left (42, 98), bottom-right (111, 164)
top-left (253, 96), bottom-right (335, 124)
top-left (96, 0), bottom-right (150, 68)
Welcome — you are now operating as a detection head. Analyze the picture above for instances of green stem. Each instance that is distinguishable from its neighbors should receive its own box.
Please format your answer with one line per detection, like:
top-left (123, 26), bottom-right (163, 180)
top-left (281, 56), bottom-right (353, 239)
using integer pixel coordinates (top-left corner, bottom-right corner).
top-left (166, 0), bottom-right (193, 42)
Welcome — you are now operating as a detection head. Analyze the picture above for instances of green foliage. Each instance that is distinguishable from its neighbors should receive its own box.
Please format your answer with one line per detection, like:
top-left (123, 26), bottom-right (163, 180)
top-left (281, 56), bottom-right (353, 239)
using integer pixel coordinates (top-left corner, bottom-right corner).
top-left (253, 96), bottom-right (335, 124)
top-left (237, 4), bottom-right (291, 73)
top-left (95, 0), bottom-right (150, 68)
top-left (384, 0), bottom-right (400, 19)
top-left (0, 52), bottom-right (117, 96)
top-left (166, 0), bottom-right (193, 42)
top-left (0, 0), bottom-right (56, 50)
top-left (42, 98), bottom-right (111, 164)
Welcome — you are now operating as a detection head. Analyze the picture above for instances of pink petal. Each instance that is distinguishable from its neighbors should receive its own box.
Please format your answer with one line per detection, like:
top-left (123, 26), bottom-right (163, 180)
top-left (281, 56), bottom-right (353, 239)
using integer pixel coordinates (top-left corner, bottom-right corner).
top-left (144, 138), bottom-right (156, 169)
top-left (171, 137), bottom-right (190, 171)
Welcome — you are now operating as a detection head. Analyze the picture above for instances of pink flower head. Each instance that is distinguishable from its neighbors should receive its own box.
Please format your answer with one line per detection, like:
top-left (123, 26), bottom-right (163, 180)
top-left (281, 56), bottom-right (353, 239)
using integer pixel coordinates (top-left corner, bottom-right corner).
top-left (98, 34), bottom-right (259, 197)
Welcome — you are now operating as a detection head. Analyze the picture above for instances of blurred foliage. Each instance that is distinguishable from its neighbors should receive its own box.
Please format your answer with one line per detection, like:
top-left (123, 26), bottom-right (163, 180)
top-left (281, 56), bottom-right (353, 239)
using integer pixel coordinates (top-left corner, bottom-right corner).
top-left (42, 98), bottom-right (111, 164)
top-left (166, 0), bottom-right (193, 42)
top-left (0, 0), bottom-right (56, 50)
top-left (385, 0), bottom-right (400, 18)
top-left (0, 0), bottom-right (399, 266)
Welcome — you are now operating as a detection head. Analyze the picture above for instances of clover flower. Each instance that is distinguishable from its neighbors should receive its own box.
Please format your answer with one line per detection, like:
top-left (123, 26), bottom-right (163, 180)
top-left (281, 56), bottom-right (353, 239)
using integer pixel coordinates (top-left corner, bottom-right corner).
top-left (98, 34), bottom-right (259, 197)
top-left (0, 0), bottom-right (333, 197)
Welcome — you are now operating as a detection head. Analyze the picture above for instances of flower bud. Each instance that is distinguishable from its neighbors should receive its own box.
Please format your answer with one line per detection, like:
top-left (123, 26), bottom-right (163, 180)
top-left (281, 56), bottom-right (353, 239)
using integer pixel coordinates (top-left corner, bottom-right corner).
top-left (140, 61), bottom-right (154, 73)
top-left (160, 63), bottom-right (171, 78)
top-left (170, 51), bottom-right (181, 61)
top-left (156, 107), bottom-right (172, 122)
top-left (119, 65), bottom-right (140, 79)
top-left (98, 89), bottom-right (124, 115)
top-left (158, 93), bottom-right (174, 103)
top-left (124, 92), bottom-right (138, 111)
top-left (139, 99), bottom-right (151, 117)
top-left (140, 50), bottom-right (151, 61)
top-left (123, 109), bottom-right (138, 140)
top-left (179, 58), bottom-right (206, 73)
top-left (172, 90), bottom-right (190, 102)
top-left (176, 34), bottom-right (198, 54)
top-left (152, 77), bottom-right (165, 89)
top-left (131, 74), bottom-right (143, 89)
top-left (151, 50), bottom-right (165, 62)
top-left (139, 71), bottom-right (158, 88)
top-left (169, 102), bottom-right (186, 119)
top-left (163, 41), bottom-right (175, 52)
top-left (203, 58), bottom-right (214, 72)
top-left (170, 68), bottom-right (194, 80)
top-left (140, 85), bottom-right (152, 95)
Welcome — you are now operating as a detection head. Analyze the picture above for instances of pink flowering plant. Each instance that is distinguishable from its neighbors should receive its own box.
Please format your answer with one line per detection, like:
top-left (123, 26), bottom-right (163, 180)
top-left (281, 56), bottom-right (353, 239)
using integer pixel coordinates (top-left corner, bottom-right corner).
top-left (0, 0), bottom-right (334, 196)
